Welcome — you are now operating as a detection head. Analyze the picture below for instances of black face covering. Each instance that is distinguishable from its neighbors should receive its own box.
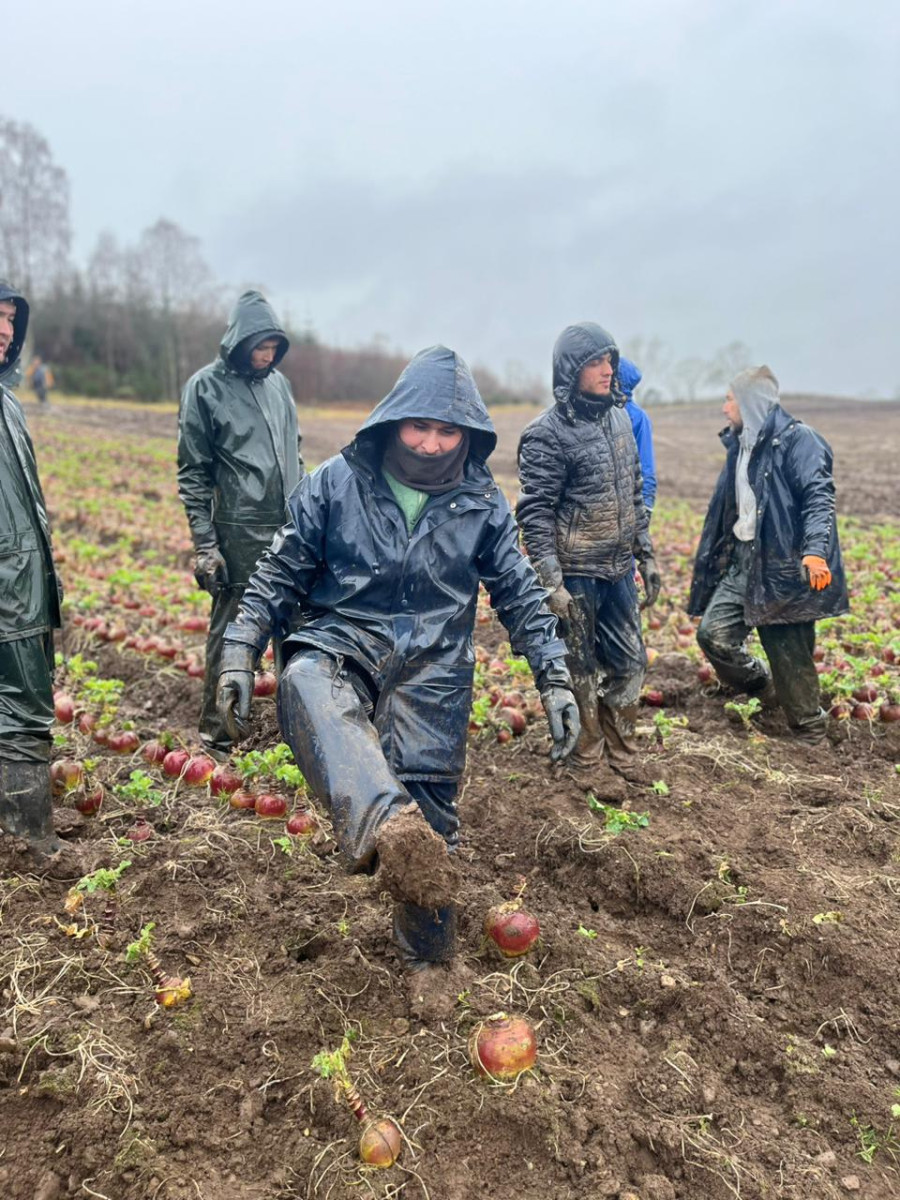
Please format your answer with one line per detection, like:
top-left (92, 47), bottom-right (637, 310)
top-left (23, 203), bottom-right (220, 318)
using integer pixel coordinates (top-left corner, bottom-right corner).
top-left (572, 390), bottom-right (615, 418)
top-left (381, 425), bottom-right (471, 494)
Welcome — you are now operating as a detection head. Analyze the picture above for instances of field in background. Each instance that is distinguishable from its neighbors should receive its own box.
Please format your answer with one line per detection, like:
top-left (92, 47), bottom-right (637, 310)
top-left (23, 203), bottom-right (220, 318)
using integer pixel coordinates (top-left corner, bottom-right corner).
top-left (0, 396), bottom-right (898, 1200)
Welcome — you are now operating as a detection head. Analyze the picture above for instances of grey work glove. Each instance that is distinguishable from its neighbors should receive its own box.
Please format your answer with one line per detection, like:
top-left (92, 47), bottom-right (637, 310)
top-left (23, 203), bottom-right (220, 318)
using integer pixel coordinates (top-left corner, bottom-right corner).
top-left (541, 686), bottom-right (581, 763)
top-left (193, 545), bottom-right (228, 596)
top-left (639, 556), bottom-right (661, 609)
top-left (216, 641), bottom-right (257, 743)
top-left (546, 584), bottom-right (575, 621)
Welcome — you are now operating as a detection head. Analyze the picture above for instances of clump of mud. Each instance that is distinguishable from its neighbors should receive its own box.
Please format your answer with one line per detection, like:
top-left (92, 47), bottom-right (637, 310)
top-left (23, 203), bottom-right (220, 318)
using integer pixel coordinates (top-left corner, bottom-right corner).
top-left (376, 803), bottom-right (459, 908)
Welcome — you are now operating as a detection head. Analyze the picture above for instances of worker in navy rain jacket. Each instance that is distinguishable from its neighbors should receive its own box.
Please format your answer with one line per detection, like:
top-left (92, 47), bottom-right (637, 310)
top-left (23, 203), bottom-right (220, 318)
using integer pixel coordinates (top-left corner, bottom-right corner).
top-left (177, 291), bottom-right (304, 758)
top-left (0, 281), bottom-right (66, 861)
top-left (688, 366), bottom-right (849, 743)
top-left (516, 323), bottom-right (661, 791)
top-left (215, 346), bottom-right (580, 979)
top-left (619, 357), bottom-right (657, 515)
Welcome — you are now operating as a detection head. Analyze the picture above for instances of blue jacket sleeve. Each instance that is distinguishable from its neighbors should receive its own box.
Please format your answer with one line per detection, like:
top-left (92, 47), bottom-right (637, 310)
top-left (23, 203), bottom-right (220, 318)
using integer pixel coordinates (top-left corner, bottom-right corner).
top-left (628, 404), bottom-right (657, 511)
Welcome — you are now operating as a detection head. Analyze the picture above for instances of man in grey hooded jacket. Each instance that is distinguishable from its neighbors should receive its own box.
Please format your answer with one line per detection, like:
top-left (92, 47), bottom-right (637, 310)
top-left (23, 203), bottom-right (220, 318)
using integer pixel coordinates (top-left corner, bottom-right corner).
top-left (688, 366), bottom-right (848, 743)
top-left (178, 291), bottom-right (303, 756)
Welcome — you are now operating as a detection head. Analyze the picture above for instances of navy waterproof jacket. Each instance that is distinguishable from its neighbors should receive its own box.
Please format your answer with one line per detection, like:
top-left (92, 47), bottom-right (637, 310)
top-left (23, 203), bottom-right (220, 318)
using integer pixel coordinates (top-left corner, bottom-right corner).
top-left (619, 358), bottom-right (657, 512)
top-left (225, 346), bottom-right (567, 783)
top-left (688, 405), bottom-right (849, 626)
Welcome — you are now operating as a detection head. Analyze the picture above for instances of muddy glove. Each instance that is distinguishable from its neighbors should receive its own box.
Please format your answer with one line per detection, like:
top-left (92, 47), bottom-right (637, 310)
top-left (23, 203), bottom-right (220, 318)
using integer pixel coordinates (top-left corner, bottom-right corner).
top-left (639, 556), bottom-right (661, 609)
top-left (546, 585), bottom-right (575, 621)
top-left (193, 545), bottom-right (228, 596)
top-left (216, 641), bottom-right (257, 743)
top-left (801, 555), bottom-right (831, 591)
top-left (541, 686), bottom-right (581, 763)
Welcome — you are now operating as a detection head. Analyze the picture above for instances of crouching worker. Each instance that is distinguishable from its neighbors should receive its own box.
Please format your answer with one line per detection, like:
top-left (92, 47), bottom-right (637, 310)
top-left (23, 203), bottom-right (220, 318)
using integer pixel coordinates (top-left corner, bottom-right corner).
top-left (688, 366), bottom-right (849, 743)
top-left (0, 282), bottom-right (65, 863)
top-left (215, 346), bottom-right (579, 974)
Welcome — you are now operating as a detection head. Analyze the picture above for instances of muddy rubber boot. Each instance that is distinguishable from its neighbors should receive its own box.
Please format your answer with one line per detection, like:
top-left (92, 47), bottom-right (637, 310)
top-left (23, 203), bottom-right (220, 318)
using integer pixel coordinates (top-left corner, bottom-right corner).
top-left (567, 674), bottom-right (604, 771)
top-left (375, 804), bottom-right (458, 909)
top-left (0, 760), bottom-right (63, 860)
top-left (748, 674), bottom-right (780, 712)
top-left (789, 709), bottom-right (828, 745)
top-left (600, 703), bottom-right (651, 783)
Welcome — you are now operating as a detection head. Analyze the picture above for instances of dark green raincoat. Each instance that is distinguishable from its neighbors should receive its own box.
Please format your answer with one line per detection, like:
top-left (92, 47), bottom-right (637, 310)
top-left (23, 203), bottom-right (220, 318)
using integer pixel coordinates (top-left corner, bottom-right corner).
top-left (177, 290), bottom-right (303, 583)
top-left (177, 291), bottom-right (303, 750)
top-left (0, 282), bottom-right (62, 757)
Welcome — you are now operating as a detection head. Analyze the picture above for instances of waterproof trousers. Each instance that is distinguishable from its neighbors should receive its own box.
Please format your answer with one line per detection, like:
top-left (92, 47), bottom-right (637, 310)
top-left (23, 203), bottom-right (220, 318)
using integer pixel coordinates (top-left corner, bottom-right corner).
top-left (563, 573), bottom-right (647, 763)
top-left (0, 634), bottom-right (55, 763)
top-left (277, 649), bottom-right (457, 965)
top-left (0, 635), bottom-right (59, 852)
top-left (696, 542), bottom-right (825, 738)
top-left (200, 586), bottom-right (246, 754)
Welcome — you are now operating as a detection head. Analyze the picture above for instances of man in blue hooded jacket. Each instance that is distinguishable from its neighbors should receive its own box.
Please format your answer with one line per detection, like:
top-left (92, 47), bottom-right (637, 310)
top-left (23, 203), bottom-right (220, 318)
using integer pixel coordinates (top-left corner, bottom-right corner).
top-left (214, 347), bottom-right (580, 977)
top-left (619, 358), bottom-right (657, 515)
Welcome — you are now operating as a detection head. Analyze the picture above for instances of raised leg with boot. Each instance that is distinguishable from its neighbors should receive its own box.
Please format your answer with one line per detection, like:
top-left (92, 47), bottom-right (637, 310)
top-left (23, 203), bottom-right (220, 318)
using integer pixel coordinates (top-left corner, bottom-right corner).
top-left (277, 650), bottom-right (458, 910)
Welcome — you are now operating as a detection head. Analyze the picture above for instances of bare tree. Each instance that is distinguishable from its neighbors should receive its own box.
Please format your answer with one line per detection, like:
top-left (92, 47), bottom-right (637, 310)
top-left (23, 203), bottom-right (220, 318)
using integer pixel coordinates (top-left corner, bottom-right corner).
top-left (88, 231), bottom-right (125, 393)
top-left (668, 356), bottom-right (712, 402)
top-left (0, 117), bottom-right (71, 292)
top-left (137, 218), bottom-right (212, 312)
top-left (707, 340), bottom-right (753, 388)
top-left (136, 219), bottom-right (214, 398)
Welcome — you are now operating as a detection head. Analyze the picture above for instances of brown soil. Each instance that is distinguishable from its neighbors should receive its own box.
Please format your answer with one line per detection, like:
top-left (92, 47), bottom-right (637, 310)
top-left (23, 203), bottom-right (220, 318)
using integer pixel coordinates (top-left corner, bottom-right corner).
top-left (375, 804), bottom-right (460, 909)
top-left (0, 396), bottom-right (898, 1200)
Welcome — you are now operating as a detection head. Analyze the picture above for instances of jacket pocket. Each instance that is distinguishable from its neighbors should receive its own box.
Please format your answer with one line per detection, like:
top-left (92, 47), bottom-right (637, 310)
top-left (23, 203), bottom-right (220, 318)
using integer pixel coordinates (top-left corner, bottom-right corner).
top-left (381, 661), bottom-right (474, 780)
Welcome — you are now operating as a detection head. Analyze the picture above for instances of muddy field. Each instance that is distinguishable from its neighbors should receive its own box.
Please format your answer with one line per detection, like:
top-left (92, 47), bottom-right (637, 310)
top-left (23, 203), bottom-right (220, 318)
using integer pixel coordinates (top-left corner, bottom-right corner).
top-left (1, 395), bottom-right (899, 1200)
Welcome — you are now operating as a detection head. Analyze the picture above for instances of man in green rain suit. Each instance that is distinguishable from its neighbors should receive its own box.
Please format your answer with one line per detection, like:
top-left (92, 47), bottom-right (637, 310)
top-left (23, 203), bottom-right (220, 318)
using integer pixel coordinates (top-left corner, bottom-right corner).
top-left (0, 281), bottom-right (66, 861)
top-left (177, 291), bottom-right (304, 757)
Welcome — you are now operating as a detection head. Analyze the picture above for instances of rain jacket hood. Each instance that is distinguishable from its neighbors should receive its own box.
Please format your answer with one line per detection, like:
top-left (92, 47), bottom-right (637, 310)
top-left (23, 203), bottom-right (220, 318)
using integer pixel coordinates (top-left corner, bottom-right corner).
top-left (552, 322), bottom-right (623, 415)
top-left (0, 281), bottom-right (29, 385)
top-left (731, 365), bottom-right (779, 449)
top-left (219, 290), bottom-right (289, 378)
top-left (353, 346), bottom-right (497, 464)
top-left (618, 358), bottom-right (642, 400)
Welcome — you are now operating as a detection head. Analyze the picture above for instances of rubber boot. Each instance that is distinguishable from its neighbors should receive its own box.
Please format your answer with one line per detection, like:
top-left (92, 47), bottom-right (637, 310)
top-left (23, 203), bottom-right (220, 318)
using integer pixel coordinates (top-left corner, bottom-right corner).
top-left (0, 760), bottom-right (63, 859)
top-left (789, 709), bottom-right (828, 745)
top-left (568, 672), bottom-right (604, 770)
top-left (394, 901), bottom-right (457, 968)
top-left (748, 674), bottom-right (780, 712)
top-left (599, 702), bottom-right (651, 784)
top-left (562, 677), bottom-right (625, 801)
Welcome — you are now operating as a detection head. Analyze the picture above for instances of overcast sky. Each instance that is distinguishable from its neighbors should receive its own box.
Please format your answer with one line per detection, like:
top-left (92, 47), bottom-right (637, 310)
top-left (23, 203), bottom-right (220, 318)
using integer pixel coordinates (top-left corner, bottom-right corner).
top-left (9, 0), bottom-right (900, 395)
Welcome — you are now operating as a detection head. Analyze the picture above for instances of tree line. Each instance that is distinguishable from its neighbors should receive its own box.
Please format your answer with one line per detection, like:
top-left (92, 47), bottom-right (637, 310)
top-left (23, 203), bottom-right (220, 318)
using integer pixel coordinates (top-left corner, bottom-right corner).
top-left (2, 115), bottom-right (749, 404)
